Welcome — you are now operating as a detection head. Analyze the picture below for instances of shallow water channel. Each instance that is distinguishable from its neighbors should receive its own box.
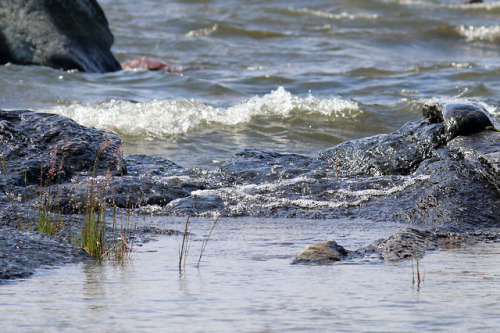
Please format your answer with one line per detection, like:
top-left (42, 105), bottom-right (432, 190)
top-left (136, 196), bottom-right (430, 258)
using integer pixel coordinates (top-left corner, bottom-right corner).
top-left (1, 216), bottom-right (499, 332)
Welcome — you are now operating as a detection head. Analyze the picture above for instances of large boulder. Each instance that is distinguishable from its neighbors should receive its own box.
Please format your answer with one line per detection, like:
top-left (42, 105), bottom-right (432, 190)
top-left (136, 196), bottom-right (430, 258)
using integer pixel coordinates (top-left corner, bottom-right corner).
top-left (0, 109), bottom-right (126, 187)
top-left (0, 0), bottom-right (121, 72)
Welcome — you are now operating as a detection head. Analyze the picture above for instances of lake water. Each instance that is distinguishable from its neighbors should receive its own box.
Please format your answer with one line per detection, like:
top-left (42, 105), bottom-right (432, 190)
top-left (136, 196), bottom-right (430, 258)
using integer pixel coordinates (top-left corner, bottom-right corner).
top-left (2, 217), bottom-right (500, 332)
top-left (1, 0), bottom-right (500, 331)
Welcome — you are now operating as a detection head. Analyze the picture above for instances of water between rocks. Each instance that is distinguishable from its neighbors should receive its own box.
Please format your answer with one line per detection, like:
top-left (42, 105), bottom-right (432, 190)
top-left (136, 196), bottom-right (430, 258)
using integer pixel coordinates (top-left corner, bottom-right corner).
top-left (1, 216), bottom-right (499, 332)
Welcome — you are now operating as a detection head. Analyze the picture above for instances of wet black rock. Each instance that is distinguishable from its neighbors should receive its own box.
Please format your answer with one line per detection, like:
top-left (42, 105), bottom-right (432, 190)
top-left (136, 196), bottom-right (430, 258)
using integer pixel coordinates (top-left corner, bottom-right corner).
top-left (423, 102), bottom-right (494, 139)
top-left (0, 0), bottom-right (121, 72)
top-left (124, 155), bottom-right (183, 177)
top-left (320, 120), bottom-right (442, 177)
top-left (0, 225), bottom-right (89, 280)
top-left (219, 148), bottom-right (321, 184)
top-left (0, 109), bottom-right (126, 187)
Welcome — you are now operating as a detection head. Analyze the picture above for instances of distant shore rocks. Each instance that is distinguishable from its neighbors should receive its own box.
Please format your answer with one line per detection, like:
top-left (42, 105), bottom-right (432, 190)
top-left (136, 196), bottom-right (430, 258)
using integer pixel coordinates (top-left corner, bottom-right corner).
top-left (0, 0), bottom-right (121, 72)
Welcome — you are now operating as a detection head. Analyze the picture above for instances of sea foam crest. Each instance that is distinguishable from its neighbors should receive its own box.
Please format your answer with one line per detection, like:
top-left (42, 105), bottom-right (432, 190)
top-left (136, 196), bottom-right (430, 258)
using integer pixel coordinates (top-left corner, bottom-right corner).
top-left (399, 0), bottom-right (500, 9)
top-left (186, 24), bottom-right (218, 37)
top-left (42, 87), bottom-right (360, 138)
top-left (297, 8), bottom-right (378, 20)
top-left (456, 25), bottom-right (500, 42)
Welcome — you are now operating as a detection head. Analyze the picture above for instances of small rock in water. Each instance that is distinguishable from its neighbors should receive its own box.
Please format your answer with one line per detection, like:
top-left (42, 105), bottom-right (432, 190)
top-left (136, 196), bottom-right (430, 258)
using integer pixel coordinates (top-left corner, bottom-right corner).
top-left (423, 102), bottom-right (495, 139)
top-left (375, 227), bottom-right (432, 260)
top-left (291, 240), bottom-right (348, 264)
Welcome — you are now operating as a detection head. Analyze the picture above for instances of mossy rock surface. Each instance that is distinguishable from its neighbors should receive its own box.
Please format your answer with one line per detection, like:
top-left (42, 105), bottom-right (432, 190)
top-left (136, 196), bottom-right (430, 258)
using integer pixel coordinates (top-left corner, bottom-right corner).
top-left (292, 240), bottom-right (348, 264)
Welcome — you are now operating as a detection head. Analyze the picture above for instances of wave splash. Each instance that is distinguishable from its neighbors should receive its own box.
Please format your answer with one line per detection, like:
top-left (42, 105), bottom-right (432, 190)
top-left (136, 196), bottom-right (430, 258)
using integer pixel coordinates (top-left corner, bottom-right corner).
top-left (456, 24), bottom-right (500, 42)
top-left (41, 87), bottom-right (360, 138)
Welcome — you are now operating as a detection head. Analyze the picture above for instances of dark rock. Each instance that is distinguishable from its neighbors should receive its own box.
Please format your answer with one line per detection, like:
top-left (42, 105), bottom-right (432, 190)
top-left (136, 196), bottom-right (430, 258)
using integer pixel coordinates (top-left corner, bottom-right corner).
top-left (0, 0), bottom-right (121, 72)
top-left (374, 227), bottom-right (437, 260)
top-left (124, 154), bottom-right (183, 177)
top-left (0, 225), bottom-right (89, 280)
top-left (0, 109), bottom-right (126, 187)
top-left (320, 120), bottom-right (443, 177)
top-left (408, 135), bottom-right (500, 231)
top-left (423, 102), bottom-right (495, 139)
top-left (220, 148), bottom-right (319, 184)
top-left (161, 113), bottom-right (500, 225)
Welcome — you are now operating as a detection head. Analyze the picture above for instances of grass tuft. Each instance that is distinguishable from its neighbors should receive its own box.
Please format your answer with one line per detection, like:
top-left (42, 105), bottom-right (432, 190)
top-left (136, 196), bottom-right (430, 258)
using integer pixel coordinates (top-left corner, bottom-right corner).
top-left (1, 140), bottom-right (143, 265)
top-left (179, 214), bottom-right (191, 272)
top-left (197, 210), bottom-right (224, 268)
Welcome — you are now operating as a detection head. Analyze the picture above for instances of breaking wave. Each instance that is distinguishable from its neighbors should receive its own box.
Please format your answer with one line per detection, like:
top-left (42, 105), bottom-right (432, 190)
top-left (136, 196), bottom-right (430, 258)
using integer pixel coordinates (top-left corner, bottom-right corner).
top-left (456, 24), bottom-right (500, 42)
top-left (41, 87), bottom-right (360, 138)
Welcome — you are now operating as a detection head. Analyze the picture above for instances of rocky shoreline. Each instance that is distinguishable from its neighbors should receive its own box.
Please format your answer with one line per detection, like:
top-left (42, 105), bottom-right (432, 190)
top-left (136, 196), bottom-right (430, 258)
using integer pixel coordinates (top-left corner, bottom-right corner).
top-left (1, 101), bottom-right (499, 279)
top-left (0, 225), bottom-right (89, 281)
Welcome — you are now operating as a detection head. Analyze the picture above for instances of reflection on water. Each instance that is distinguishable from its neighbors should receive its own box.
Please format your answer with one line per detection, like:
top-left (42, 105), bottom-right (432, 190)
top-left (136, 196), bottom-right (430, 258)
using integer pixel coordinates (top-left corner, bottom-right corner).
top-left (1, 217), bottom-right (499, 332)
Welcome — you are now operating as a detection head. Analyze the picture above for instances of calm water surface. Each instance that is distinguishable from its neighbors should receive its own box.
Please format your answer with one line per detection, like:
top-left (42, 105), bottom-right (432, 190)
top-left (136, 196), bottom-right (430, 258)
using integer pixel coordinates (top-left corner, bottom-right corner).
top-left (0, 0), bottom-right (500, 331)
top-left (1, 217), bottom-right (500, 332)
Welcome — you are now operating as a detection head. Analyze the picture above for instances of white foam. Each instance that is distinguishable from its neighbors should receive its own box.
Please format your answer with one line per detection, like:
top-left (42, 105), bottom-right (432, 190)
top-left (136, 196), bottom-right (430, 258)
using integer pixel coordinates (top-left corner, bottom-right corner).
top-left (186, 24), bottom-right (219, 37)
top-left (182, 175), bottom-right (429, 213)
top-left (398, 0), bottom-right (500, 10)
top-left (456, 25), bottom-right (500, 42)
top-left (334, 175), bottom-right (430, 199)
top-left (296, 8), bottom-right (378, 20)
top-left (40, 87), bottom-right (360, 138)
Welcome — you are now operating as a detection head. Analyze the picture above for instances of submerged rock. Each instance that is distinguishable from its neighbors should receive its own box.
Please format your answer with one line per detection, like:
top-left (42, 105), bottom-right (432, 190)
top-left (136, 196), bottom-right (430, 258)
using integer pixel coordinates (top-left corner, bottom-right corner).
top-left (0, 0), bottom-right (121, 72)
top-left (291, 240), bottom-right (348, 264)
top-left (122, 57), bottom-right (171, 71)
top-left (121, 56), bottom-right (196, 73)
top-left (293, 227), bottom-right (500, 265)
top-left (373, 227), bottom-right (437, 260)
